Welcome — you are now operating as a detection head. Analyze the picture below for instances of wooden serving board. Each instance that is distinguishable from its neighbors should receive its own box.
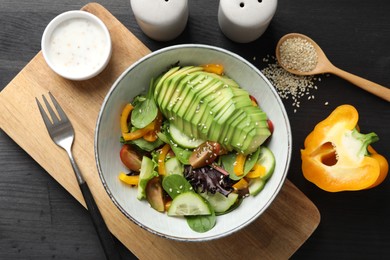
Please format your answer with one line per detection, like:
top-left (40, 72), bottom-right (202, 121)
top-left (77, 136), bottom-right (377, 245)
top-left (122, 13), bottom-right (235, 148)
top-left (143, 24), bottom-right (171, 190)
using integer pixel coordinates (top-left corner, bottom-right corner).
top-left (0, 3), bottom-right (320, 259)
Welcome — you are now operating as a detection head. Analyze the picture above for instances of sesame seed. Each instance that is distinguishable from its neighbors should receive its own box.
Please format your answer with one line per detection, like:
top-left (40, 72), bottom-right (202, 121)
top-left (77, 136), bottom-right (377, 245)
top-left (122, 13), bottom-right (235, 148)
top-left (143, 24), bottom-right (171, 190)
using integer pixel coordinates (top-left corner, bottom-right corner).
top-left (261, 56), bottom-right (321, 111)
top-left (279, 37), bottom-right (318, 73)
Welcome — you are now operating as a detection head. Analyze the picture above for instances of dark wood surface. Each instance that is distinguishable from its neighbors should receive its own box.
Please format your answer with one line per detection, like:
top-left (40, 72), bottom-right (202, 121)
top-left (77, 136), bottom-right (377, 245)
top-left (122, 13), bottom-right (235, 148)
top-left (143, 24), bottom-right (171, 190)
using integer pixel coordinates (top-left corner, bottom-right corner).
top-left (1, 0), bottom-right (389, 259)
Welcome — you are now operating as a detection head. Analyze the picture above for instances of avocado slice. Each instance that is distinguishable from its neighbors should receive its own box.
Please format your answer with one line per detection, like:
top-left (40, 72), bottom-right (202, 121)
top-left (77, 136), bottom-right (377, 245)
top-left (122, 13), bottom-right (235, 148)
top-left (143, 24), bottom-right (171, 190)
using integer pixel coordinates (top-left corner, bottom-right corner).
top-left (154, 66), bottom-right (271, 154)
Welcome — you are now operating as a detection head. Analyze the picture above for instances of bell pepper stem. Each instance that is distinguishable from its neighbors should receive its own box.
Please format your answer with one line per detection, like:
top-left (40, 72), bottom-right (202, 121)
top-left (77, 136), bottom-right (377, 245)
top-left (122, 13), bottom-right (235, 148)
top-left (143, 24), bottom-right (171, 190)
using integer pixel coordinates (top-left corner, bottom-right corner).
top-left (351, 128), bottom-right (379, 156)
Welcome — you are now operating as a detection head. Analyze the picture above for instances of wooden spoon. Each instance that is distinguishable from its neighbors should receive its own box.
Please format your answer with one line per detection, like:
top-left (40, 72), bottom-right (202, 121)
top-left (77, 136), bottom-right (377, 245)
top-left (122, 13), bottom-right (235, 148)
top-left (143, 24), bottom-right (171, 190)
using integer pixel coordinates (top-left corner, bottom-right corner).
top-left (275, 33), bottom-right (390, 102)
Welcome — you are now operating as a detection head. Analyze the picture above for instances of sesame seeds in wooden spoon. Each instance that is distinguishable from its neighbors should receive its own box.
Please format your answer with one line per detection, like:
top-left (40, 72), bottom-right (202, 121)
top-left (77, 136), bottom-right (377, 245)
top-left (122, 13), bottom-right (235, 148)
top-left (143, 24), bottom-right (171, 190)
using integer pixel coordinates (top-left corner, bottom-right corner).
top-left (276, 33), bottom-right (390, 102)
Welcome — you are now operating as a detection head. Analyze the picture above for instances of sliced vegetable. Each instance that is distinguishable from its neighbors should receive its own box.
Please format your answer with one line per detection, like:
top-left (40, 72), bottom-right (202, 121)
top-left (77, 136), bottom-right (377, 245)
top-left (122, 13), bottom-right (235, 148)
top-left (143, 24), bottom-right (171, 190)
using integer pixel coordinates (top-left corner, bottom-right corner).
top-left (232, 178), bottom-right (248, 190)
top-left (158, 144), bottom-right (171, 176)
top-left (233, 153), bottom-right (246, 176)
top-left (245, 164), bottom-right (266, 179)
top-left (301, 104), bottom-right (387, 192)
top-left (165, 157), bottom-right (184, 176)
top-left (161, 124), bottom-right (192, 164)
top-left (146, 176), bottom-right (165, 212)
top-left (167, 192), bottom-right (211, 216)
top-left (137, 156), bottom-right (158, 199)
top-left (120, 103), bottom-right (134, 133)
top-left (256, 146), bottom-right (275, 181)
top-left (122, 122), bottom-right (155, 141)
top-left (143, 111), bottom-right (163, 142)
top-left (128, 136), bottom-right (164, 152)
top-left (189, 141), bottom-right (221, 168)
top-left (119, 144), bottom-right (142, 171)
top-left (199, 191), bottom-right (238, 213)
top-left (169, 123), bottom-right (205, 149)
top-left (201, 63), bottom-right (224, 75)
top-left (118, 172), bottom-right (139, 186)
top-left (162, 174), bottom-right (193, 199)
top-left (221, 146), bottom-right (262, 180)
top-left (248, 178), bottom-right (266, 196)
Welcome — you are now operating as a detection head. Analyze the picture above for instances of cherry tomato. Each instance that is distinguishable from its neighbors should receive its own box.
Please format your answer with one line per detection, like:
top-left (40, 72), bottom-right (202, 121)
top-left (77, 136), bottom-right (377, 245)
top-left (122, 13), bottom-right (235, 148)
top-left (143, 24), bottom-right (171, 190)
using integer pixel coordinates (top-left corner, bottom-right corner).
top-left (119, 144), bottom-right (142, 171)
top-left (189, 141), bottom-right (221, 168)
top-left (267, 119), bottom-right (274, 134)
top-left (249, 95), bottom-right (258, 106)
top-left (146, 177), bottom-right (165, 212)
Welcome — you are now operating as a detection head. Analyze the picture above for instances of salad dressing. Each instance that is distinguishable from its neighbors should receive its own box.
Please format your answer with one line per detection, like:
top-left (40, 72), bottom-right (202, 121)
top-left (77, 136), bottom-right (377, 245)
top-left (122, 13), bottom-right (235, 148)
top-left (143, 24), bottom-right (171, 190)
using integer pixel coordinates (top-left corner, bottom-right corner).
top-left (47, 18), bottom-right (109, 77)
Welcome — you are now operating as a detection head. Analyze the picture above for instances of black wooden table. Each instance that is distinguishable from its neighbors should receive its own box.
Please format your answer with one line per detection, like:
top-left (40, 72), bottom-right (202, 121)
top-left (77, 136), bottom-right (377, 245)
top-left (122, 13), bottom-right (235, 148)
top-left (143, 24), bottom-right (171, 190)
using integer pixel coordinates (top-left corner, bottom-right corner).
top-left (1, 0), bottom-right (389, 259)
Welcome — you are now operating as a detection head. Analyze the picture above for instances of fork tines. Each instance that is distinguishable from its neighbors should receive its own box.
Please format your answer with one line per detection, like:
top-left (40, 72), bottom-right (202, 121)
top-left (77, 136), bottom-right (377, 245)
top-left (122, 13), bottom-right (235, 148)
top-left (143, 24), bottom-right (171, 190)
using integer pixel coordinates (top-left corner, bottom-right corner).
top-left (36, 92), bottom-right (68, 126)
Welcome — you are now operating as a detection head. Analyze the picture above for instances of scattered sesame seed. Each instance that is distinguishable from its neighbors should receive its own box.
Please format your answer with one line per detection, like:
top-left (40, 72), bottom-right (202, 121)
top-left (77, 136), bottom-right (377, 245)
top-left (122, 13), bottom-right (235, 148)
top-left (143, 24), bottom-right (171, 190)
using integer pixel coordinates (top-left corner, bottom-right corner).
top-left (261, 56), bottom-right (321, 111)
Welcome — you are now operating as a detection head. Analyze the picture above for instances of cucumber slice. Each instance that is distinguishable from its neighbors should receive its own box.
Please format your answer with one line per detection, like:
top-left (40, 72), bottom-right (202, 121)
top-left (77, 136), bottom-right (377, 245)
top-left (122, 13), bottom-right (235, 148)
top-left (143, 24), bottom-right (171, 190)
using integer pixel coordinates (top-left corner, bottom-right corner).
top-left (249, 146), bottom-right (275, 196)
top-left (169, 123), bottom-right (205, 149)
top-left (199, 191), bottom-right (239, 213)
top-left (248, 178), bottom-right (265, 196)
top-left (167, 192), bottom-right (211, 216)
top-left (257, 146), bottom-right (275, 181)
top-left (137, 156), bottom-right (158, 200)
top-left (165, 157), bottom-right (183, 176)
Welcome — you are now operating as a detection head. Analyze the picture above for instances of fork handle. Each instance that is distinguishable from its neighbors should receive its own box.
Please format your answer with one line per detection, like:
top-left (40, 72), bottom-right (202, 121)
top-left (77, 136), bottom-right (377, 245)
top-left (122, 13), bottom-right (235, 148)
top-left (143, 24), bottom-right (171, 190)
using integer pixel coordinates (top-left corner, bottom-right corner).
top-left (79, 181), bottom-right (123, 260)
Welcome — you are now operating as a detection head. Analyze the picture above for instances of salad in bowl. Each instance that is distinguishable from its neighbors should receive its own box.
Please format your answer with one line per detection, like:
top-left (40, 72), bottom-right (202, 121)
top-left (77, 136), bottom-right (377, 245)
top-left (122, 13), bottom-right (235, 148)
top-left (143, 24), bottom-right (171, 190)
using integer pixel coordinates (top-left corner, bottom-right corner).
top-left (95, 44), bottom-right (291, 241)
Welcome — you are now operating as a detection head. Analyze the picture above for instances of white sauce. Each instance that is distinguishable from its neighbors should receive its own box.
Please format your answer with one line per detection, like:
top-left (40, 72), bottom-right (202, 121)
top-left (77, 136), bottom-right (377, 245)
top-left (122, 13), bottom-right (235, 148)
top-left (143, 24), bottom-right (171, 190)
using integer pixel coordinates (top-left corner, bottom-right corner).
top-left (47, 18), bottom-right (108, 77)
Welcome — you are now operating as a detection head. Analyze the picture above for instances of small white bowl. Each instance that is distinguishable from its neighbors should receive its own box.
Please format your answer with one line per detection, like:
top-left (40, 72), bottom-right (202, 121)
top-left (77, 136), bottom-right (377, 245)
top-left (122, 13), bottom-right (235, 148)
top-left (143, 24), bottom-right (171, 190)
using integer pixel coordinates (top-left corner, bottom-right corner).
top-left (41, 11), bottom-right (112, 81)
top-left (95, 44), bottom-right (292, 241)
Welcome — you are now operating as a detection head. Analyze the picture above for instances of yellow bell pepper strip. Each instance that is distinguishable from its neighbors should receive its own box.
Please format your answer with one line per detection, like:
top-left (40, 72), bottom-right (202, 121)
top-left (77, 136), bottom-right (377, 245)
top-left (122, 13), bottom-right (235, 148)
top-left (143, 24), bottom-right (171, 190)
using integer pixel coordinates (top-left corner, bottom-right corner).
top-left (120, 103), bottom-right (134, 134)
top-left (233, 153), bottom-right (247, 176)
top-left (164, 199), bottom-right (172, 212)
top-left (233, 178), bottom-right (248, 190)
top-left (246, 164), bottom-right (266, 179)
top-left (143, 111), bottom-right (163, 142)
top-left (201, 64), bottom-right (224, 75)
top-left (122, 121), bottom-right (155, 141)
top-left (301, 104), bottom-right (387, 192)
top-left (118, 172), bottom-right (139, 186)
top-left (158, 144), bottom-right (171, 176)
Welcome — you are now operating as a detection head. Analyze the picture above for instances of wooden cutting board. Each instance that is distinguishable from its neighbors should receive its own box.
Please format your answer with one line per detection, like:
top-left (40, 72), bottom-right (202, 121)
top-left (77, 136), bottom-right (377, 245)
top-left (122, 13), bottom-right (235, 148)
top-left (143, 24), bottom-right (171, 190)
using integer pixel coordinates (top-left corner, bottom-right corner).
top-left (0, 3), bottom-right (320, 259)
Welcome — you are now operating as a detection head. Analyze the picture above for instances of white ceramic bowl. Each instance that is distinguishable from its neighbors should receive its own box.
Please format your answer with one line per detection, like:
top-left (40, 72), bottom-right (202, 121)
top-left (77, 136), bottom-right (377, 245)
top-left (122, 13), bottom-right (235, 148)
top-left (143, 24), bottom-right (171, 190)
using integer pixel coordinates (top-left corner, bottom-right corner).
top-left (41, 11), bottom-right (112, 81)
top-left (95, 44), bottom-right (292, 241)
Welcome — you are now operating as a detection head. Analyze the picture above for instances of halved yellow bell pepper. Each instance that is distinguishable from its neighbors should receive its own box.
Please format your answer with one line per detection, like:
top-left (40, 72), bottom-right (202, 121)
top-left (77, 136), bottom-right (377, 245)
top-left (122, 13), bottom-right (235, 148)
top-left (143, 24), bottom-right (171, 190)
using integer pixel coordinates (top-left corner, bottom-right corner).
top-left (301, 105), bottom-right (388, 192)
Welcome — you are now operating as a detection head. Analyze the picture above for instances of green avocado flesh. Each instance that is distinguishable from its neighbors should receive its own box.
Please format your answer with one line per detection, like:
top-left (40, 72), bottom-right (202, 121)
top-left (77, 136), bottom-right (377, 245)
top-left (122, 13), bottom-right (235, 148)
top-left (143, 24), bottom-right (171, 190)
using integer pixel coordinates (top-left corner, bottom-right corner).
top-left (154, 66), bottom-right (271, 154)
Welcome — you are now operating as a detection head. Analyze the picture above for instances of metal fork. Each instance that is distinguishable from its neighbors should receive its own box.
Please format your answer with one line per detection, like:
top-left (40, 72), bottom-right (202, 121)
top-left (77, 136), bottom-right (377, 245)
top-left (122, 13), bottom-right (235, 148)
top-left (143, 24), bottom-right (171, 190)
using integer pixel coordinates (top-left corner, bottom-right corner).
top-left (36, 92), bottom-right (122, 260)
